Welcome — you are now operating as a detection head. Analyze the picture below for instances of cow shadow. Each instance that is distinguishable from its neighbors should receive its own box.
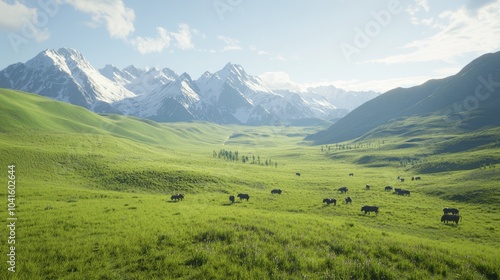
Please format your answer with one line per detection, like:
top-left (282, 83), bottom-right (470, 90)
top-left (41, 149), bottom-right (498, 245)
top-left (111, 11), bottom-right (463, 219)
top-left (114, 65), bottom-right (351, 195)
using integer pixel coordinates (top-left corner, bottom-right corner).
top-left (442, 223), bottom-right (458, 227)
top-left (322, 204), bottom-right (338, 208)
top-left (358, 214), bottom-right (378, 218)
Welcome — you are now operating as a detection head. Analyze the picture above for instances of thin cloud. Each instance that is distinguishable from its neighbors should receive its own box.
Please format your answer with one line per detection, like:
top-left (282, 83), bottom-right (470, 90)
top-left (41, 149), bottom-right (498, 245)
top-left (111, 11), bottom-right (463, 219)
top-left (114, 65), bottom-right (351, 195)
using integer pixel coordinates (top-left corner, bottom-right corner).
top-left (63, 0), bottom-right (136, 39)
top-left (130, 24), bottom-right (195, 54)
top-left (217, 35), bottom-right (242, 51)
top-left (259, 71), bottom-right (303, 92)
top-left (260, 71), bottom-right (441, 93)
top-left (130, 27), bottom-right (171, 54)
top-left (369, 1), bottom-right (500, 64)
top-left (171, 23), bottom-right (194, 50)
top-left (0, 1), bottom-right (50, 41)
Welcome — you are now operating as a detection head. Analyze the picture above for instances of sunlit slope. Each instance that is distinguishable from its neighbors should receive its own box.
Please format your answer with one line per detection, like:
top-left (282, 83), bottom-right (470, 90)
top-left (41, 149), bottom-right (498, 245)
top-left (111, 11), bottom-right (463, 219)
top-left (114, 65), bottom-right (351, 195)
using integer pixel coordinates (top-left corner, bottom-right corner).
top-left (0, 88), bottom-right (230, 146)
top-left (0, 88), bottom-right (499, 279)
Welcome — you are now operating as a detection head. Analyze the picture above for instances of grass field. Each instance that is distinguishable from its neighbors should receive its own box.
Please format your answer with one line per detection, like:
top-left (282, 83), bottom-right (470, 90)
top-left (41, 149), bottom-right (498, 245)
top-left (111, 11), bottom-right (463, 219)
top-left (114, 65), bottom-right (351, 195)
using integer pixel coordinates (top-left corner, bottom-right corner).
top-left (1, 89), bottom-right (499, 279)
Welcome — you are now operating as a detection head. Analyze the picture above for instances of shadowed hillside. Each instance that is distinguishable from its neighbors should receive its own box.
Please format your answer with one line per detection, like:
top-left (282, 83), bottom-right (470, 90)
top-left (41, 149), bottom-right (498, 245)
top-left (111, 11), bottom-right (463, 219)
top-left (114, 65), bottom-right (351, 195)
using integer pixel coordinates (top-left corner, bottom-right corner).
top-left (307, 51), bottom-right (500, 144)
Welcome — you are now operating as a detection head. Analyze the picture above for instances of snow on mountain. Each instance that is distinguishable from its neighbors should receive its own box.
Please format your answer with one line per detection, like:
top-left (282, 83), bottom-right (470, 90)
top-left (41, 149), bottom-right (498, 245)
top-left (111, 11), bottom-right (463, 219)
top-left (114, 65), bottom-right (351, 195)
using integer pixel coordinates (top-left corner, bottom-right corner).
top-left (305, 85), bottom-right (380, 111)
top-left (0, 48), bottom-right (135, 112)
top-left (100, 65), bottom-right (178, 96)
top-left (196, 63), bottom-right (312, 124)
top-left (0, 48), bottom-right (380, 125)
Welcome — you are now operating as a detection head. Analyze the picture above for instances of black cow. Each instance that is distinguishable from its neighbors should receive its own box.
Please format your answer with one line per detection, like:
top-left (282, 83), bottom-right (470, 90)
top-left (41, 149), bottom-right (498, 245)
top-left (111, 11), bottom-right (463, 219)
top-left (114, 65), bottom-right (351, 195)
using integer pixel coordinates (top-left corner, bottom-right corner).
top-left (385, 186), bottom-right (393, 191)
top-left (394, 188), bottom-right (401, 194)
top-left (323, 198), bottom-right (337, 205)
top-left (229, 195), bottom-right (235, 203)
top-left (361, 206), bottom-right (379, 215)
top-left (443, 207), bottom-right (459, 215)
top-left (171, 193), bottom-right (184, 201)
top-left (338, 187), bottom-right (348, 193)
top-left (296, 172), bottom-right (301, 177)
top-left (271, 189), bottom-right (282, 194)
top-left (349, 173), bottom-right (354, 177)
top-left (441, 214), bottom-right (461, 225)
top-left (400, 178), bottom-right (405, 182)
top-left (345, 197), bottom-right (352, 204)
top-left (415, 176), bottom-right (421, 180)
top-left (365, 184), bottom-right (371, 190)
top-left (396, 189), bottom-right (410, 196)
top-left (237, 193), bottom-right (250, 201)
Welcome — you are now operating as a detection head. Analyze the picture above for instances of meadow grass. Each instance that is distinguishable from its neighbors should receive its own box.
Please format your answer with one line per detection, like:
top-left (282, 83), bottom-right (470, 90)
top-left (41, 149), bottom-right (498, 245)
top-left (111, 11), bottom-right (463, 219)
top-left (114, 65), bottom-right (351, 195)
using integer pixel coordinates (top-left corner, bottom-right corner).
top-left (1, 89), bottom-right (499, 279)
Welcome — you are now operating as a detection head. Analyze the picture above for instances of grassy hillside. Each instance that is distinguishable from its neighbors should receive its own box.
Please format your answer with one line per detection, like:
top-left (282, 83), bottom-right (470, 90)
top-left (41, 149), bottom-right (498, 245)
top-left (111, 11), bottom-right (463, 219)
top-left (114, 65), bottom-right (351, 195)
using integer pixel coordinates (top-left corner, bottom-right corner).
top-left (1, 89), bottom-right (499, 279)
top-left (308, 51), bottom-right (500, 144)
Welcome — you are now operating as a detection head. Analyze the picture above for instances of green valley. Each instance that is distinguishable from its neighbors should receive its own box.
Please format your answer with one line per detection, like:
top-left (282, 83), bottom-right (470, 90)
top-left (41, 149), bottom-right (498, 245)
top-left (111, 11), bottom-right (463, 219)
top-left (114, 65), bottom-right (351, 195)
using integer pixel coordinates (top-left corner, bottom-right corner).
top-left (1, 89), bottom-right (499, 279)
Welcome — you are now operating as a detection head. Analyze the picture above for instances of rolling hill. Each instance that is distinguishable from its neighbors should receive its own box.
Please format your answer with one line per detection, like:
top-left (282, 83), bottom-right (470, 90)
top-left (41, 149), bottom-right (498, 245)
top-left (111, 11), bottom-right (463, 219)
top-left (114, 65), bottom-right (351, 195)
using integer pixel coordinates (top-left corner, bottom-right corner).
top-left (307, 51), bottom-right (500, 144)
top-left (1, 87), bottom-right (499, 279)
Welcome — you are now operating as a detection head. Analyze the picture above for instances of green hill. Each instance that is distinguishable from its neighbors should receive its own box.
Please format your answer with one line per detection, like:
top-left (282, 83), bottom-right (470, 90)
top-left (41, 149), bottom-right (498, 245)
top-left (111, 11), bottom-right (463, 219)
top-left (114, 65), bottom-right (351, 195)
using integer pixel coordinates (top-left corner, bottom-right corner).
top-left (1, 88), bottom-right (499, 279)
top-left (307, 51), bottom-right (500, 144)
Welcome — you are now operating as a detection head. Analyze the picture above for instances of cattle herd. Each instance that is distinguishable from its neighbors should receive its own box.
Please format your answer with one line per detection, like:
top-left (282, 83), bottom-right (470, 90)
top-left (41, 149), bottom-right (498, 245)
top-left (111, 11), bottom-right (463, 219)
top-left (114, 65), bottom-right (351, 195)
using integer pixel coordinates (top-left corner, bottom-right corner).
top-left (169, 173), bottom-right (463, 225)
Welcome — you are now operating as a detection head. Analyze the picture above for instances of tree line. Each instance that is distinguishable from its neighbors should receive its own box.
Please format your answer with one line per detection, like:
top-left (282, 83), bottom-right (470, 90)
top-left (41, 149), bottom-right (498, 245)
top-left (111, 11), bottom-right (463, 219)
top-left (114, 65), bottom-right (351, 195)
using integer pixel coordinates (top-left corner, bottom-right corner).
top-left (213, 149), bottom-right (278, 168)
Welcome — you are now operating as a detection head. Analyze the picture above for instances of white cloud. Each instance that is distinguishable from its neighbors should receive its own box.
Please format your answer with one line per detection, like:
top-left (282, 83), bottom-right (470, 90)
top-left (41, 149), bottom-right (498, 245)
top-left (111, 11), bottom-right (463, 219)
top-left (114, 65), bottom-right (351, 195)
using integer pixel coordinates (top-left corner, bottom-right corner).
top-left (130, 27), bottom-right (171, 54)
top-left (217, 35), bottom-right (242, 51)
top-left (63, 0), bottom-right (135, 39)
top-left (371, 1), bottom-right (500, 64)
top-left (260, 71), bottom-right (443, 93)
top-left (0, 1), bottom-right (37, 31)
top-left (0, 1), bottom-right (50, 41)
top-left (171, 23), bottom-right (193, 50)
top-left (129, 24), bottom-right (196, 54)
top-left (259, 71), bottom-right (303, 92)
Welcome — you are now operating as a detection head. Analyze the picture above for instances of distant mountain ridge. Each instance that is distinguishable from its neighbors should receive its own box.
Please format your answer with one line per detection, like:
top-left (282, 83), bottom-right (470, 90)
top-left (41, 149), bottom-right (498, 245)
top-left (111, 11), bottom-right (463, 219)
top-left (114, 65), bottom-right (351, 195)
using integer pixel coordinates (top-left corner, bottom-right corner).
top-left (307, 51), bottom-right (500, 144)
top-left (0, 48), bottom-right (379, 125)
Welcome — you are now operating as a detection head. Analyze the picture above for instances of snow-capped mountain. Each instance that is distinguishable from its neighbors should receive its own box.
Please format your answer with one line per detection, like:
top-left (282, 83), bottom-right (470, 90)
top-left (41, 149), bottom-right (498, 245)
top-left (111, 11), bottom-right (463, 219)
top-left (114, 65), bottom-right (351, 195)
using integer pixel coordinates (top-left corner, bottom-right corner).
top-left (0, 48), bottom-right (379, 125)
top-left (0, 48), bottom-right (135, 113)
top-left (304, 85), bottom-right (380, 111)
top-left (100, 65), bottom-right (178, 96)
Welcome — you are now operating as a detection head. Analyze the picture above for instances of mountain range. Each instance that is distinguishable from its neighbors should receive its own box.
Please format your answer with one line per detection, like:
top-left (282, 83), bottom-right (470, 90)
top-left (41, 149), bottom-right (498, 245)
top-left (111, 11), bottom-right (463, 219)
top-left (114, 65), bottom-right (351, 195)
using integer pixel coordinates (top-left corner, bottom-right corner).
top-left (0, 48), bottom-right (379, 126)
top-left (307, 51), bottom-right (500, 144)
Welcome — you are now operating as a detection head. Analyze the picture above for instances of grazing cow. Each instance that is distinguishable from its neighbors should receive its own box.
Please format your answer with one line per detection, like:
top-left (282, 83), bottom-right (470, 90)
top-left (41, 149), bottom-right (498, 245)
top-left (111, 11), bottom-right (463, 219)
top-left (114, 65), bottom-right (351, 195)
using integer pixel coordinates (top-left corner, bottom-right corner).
top-left (443, 207), bottom-right (459, 215)
top-left (415, 176), bottom-right (421, 180)
top-left (237, 193), bottom-right (250, 201)
top-left (396, 189), bottom-right (410, 196)
top-left (271, 189), bottom-right (282, 194)
top-left (323, 198), bottom-right (337, 205)
top-left (345, 197), bottom-right (352, 204)
top-left (229, 195), bottom-right (235, 203)
top-left (394, 188), bottom-right (401, 194)
top-left (171, 193), bottom-right (184, 201)
top-left (400, 178), bottom-right (405, 182)
top-left (296, 172), bottom-right (301, 177)
top-left (338, 187), bottom-right (348, 194)
top-left (365, 184), bottom-right (371, 190)
top-left (361, 206), bottom-right (379, 215)
top-left (385, 186), bottom-right (393, 191)
top-left (441, 214), bottom-right (461, 225)
top-left (349, 173), bottom-right (354, 177)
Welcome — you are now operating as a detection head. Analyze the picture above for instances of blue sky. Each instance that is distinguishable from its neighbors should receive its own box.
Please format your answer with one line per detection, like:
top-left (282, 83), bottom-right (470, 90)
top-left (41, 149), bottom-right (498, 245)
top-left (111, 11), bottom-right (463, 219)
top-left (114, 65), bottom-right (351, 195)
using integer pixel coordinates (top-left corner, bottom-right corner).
top-left (1, 0), bottom-right (499, 92)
